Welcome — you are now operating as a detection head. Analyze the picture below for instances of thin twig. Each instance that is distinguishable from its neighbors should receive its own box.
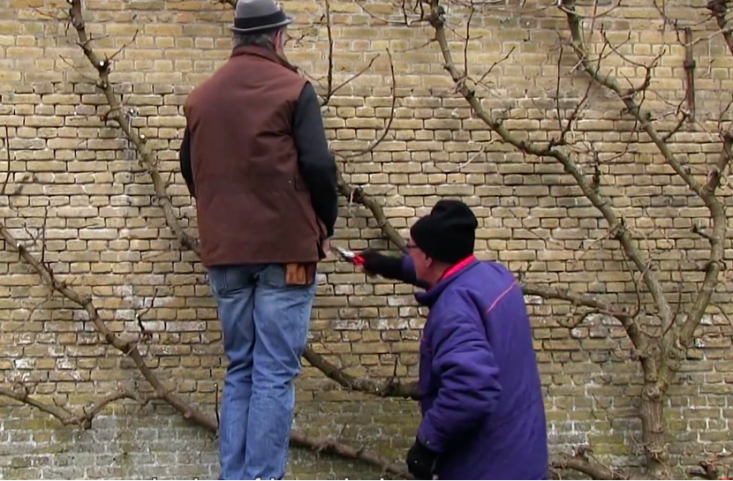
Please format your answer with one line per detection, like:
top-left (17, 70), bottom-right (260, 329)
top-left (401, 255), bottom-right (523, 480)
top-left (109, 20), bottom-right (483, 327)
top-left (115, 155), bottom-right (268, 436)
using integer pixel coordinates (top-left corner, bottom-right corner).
top-left (338, 49), bottom-right (397, 160)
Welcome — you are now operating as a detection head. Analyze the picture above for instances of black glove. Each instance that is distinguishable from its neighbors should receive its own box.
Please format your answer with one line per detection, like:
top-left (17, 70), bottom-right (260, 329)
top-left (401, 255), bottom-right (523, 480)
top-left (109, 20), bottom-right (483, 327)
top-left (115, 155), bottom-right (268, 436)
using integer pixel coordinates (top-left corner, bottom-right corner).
top-left (406, 438), bottom-right (438, 480)
top-left (360, 248), bottom-right (406, 281)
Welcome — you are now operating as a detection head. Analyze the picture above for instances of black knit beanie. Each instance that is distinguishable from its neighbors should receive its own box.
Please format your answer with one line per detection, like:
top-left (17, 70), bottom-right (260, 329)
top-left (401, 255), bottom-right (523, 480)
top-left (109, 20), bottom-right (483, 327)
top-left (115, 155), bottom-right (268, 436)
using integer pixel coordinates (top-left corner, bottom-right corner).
top-left (410, 200), bottom-right (478, 264)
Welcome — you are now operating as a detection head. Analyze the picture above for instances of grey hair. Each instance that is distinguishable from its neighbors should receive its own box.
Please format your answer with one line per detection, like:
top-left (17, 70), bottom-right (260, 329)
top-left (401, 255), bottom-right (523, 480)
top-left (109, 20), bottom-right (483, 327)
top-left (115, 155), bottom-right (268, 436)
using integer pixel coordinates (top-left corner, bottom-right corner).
top-left (233, 27), bottom-right (280, 50)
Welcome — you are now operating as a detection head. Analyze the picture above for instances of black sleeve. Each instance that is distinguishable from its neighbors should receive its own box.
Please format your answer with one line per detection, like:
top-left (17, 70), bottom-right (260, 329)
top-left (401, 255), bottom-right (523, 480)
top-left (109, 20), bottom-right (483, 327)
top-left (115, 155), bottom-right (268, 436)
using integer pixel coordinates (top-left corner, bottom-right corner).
top-left (293, 82), bottom-right (338, 237)
top-left (360, 249), bottom-right (429, 289)
top-left (180, 127), bottom-right (196, 198)
top-left (361, 250), bottom-right (408, 281)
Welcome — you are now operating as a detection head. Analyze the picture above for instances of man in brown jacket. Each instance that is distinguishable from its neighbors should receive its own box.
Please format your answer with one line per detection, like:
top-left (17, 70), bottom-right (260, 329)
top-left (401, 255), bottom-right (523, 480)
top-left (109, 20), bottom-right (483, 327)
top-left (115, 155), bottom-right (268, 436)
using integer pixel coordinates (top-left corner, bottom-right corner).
top-left (179, 0), bottom-right (338, 478)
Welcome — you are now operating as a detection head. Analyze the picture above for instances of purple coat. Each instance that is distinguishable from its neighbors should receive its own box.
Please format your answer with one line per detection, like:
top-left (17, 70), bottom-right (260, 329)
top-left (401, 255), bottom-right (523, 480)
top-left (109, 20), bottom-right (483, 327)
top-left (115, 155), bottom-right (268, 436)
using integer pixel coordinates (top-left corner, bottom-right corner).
top-left (401, 255), bottom-right (548, 480)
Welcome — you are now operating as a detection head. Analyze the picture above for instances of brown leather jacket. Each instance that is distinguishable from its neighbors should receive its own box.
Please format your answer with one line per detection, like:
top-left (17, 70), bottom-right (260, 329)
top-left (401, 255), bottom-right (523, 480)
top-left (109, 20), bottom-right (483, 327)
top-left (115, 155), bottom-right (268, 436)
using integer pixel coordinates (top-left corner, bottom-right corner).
top-left (183, 46), bottom-right (333, 267)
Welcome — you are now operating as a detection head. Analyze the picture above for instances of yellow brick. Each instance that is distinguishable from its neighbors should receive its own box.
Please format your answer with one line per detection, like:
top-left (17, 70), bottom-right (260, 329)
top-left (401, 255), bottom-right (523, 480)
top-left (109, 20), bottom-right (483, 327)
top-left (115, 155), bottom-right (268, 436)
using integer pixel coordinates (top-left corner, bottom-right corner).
top-left (0, 2), bottom-right (729, 478)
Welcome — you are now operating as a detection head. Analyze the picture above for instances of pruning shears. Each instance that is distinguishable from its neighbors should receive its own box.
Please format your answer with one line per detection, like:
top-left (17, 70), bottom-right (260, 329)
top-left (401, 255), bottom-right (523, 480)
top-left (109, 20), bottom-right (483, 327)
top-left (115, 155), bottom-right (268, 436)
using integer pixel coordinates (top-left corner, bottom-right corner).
top-left (334, 246), bottom-right (365, 266)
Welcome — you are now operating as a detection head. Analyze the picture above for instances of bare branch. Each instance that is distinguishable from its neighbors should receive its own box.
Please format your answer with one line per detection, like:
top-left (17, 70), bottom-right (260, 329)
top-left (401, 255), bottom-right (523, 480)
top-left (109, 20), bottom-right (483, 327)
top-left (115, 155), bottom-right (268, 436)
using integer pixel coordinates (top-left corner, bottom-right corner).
top-left (463, 3), bottom-right (475, 79)
top-left (473, 46), bottom-right (514, 89)
top-left (434, 144), bottom-right (488, 173)
top-left (708, 0), bottom-right (733, 58)
top-left (689, 452), bottom-right (733, 480)
top-left (354, 0), bottom-right (429, 26)
top-left (68, 0), bottom-right (198, 253)
top-left (109, 29), bottom-right (140, 62)
top-left (0, 377), bottom-right (408, 478)
top-left (560, 0), bottom-right (725, 336)
top-left (290, 431), bottom-right (409, 478)
top-left (682, 27), bottom-right (696, 124)
top-left (1, 126), bottom-right (10, 197)
top-left (322, 55), bottom-right (380, 106)
top-left (520, 282), bottom-right (627, 319)
top-left (428, 0), bottom-right (649, 351)
top-left (557, 0), bottom-right (623, 20)
top-left (0, 220), bottom-right (215, 429)
top-left (302, 347), bottom-right (418, 399)
top-left (33, 3), bottom-right (415, 475)
top-left (551, 447), bottom-right (625, 480)
top-left (2, 134), bottom-right (406, 479)
top-left (337, 49), bottom-right (397, 161)
top-left (337, 173), bottom-right (407, 252)
top-left (662, 108), bottom-right (690, 142)
top-left (0, 386), bottom-right (141, 430)
top-left (324, 0), bottom-right (334, 105)
top-left (552, 42), bottom-right (601, 147)
top-left (672, 130), bottom-right (733, 348)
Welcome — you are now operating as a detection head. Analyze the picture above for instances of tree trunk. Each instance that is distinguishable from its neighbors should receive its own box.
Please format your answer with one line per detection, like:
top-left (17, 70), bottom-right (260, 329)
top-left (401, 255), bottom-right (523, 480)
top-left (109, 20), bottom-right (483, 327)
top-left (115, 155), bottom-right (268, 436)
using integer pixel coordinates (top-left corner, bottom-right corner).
top-left (640, 382), bottom-right (672, 479)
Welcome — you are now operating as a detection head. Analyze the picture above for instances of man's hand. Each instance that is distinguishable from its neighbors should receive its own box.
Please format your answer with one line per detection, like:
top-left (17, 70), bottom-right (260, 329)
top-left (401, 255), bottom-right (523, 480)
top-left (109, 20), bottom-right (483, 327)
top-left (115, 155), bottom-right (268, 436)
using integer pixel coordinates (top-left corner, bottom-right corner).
top-left (359, 248), bottom-right (400, 278)
top-left (321, 237), bottom-right (332, 257)
top-left (406, 438), bottom-right (438, 480)
top-left (355, 248), bottom-right (376, 276)
top-left (358, 248), bottom-right (382, 275)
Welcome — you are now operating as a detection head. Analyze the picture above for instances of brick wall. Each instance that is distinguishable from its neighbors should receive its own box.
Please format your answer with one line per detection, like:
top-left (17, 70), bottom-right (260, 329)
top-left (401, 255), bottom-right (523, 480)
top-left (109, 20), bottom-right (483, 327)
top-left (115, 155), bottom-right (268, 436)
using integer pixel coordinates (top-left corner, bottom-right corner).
top-left (1, 0), bottom-right (733, 478)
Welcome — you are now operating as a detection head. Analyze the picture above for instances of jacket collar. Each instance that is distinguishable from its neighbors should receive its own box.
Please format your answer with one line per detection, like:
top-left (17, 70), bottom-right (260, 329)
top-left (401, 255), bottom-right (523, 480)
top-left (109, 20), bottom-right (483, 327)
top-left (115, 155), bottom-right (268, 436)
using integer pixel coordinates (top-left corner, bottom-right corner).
top-left (414, 255), bottom-right (479, 307)
top-left (231, 45), bottom-right (300, 73)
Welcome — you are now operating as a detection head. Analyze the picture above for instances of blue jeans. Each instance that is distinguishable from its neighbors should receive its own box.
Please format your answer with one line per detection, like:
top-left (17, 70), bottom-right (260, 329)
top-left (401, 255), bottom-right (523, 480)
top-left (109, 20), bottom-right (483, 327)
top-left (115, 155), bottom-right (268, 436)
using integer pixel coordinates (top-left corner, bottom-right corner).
top-left (208, 263), bottom-right (316, 480)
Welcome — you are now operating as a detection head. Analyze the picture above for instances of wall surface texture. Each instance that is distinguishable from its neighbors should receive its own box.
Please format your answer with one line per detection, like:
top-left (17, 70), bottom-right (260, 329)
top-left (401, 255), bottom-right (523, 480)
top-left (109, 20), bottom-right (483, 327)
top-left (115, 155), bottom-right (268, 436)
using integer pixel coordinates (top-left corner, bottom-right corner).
top-left (1, 0), bottom-right (733, 478)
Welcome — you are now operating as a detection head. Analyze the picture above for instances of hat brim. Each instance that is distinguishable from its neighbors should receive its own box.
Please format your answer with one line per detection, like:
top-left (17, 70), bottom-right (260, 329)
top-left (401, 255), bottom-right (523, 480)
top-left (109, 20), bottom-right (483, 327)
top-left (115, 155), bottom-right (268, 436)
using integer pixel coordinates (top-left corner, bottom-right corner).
top-left (229, 16), bottom-right (293, 33)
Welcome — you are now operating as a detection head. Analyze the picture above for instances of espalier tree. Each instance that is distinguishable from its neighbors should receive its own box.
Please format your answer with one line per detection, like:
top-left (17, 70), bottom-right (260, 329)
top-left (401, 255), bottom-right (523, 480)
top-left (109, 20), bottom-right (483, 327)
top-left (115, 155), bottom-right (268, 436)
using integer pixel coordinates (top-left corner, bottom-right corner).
top-left (2, 0), bottom-right (733, 478)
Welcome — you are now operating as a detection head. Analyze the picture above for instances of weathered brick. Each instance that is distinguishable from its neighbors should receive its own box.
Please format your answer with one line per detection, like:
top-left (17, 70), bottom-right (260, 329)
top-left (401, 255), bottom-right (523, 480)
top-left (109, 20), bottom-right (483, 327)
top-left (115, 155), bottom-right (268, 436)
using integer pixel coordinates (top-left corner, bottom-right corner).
top-left (0, 1), bottom-right (731, 479)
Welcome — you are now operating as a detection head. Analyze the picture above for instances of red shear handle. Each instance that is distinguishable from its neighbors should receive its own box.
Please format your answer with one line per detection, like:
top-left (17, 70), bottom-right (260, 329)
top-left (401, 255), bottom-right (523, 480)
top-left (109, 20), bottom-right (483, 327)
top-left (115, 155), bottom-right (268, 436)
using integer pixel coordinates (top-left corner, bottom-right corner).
top-left (353, 255), bottom-right (365, 266)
